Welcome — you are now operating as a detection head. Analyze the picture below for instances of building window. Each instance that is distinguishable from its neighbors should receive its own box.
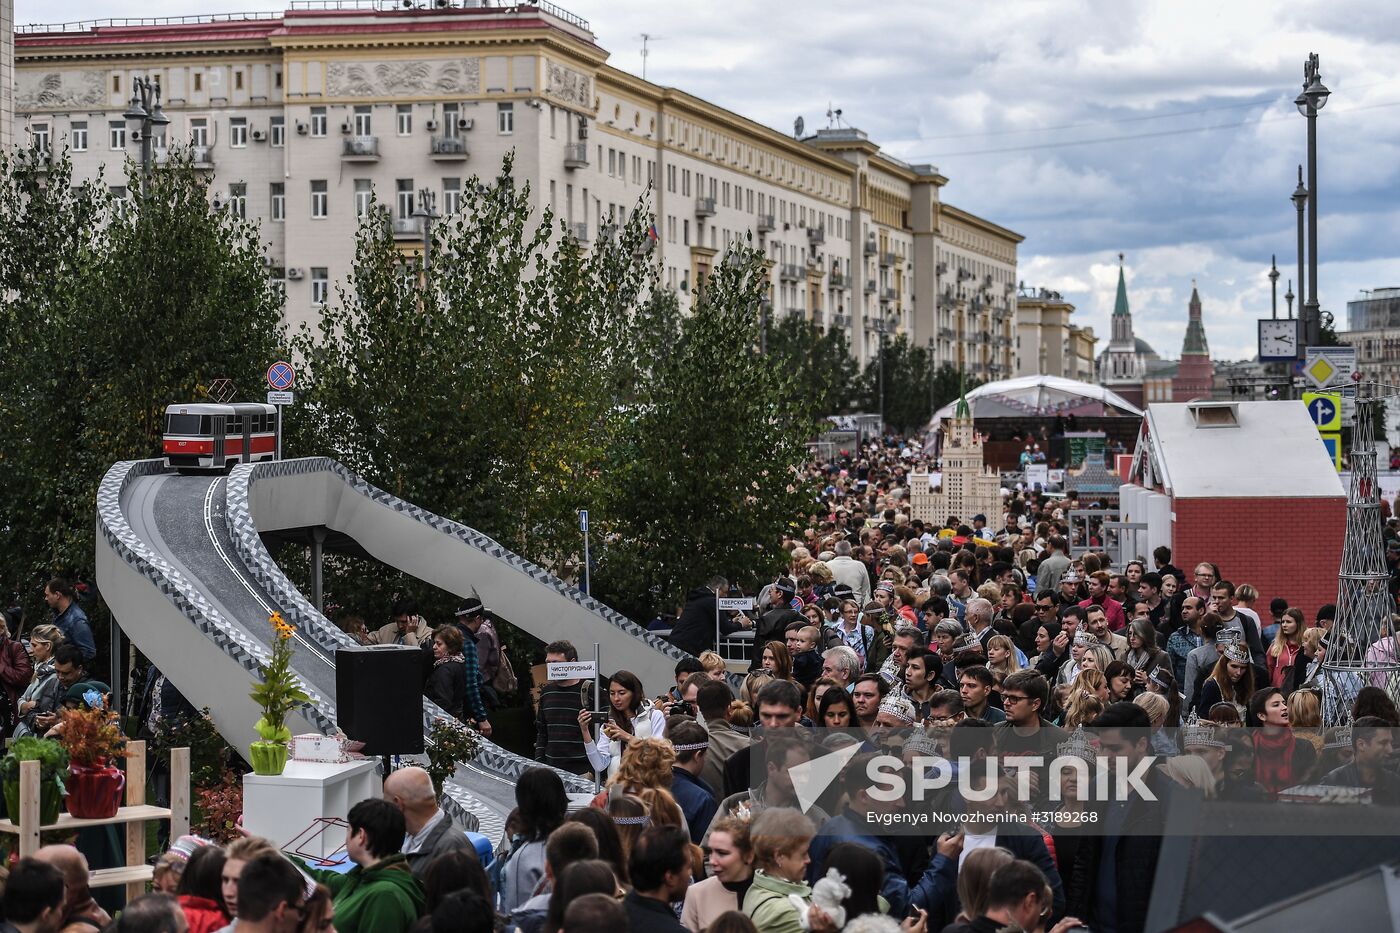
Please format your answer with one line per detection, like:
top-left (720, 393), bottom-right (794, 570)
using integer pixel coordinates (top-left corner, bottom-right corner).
top-left (353, 105), bottom-right (372, 137)
top-left (443, 178), bottom-right (461, 214)
top-left (109, 121), bottom-right (127, 150)
top-left (396, 104), bottom-right (412, 136)
top-left (608, 149), bottom-right (616, 177)
top-left (229, 117), bottom-right (248, 148)
top-left (497, 103), bottom-right (514, 135)
top-left (443, 103), bottom-right (459, 137)
top-left (310, 107), bottom-right (327, 137)
top-left (228, 182), bottom-right (247, 219)
top-left (29, 123), bottom-right (50, 151)
top-left (234, 70), bottom-right (244, 91)
top-left (311, 268), bottom-right (329, 305)
top-left (113, 75), bottom-right (121, 94)
top-left (193, 73), bottom-right (203, 92)
top-left (270, 183), bottom-right (285, 222)
top-left (354, 179), bottom-right (373, 218)
top-left (396, 179), bottom-right (414, 219)
top-left (682, 169), bottom-right (690, 197)
top-left (311, 180), bottom-right (328, 218)
top-left (71, 121), bottom-right (88, 152)
top-left (189, 118), bottom-right (209, 148)
top-left (275, 70), bottom-right (282, 88)
top-left (270, 117), bottom-right (285, 147)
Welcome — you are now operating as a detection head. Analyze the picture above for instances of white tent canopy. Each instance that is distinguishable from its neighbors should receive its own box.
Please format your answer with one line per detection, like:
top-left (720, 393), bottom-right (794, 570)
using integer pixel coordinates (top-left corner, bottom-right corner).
top-left (932, 374), bottom-right (1144, 421)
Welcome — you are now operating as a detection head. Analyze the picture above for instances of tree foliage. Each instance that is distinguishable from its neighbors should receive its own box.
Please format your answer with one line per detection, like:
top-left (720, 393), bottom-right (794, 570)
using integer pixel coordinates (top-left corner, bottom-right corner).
top-left (858, 335), bottom-right (980, 434)
top-left (764, 315), bottom-right (861, 417)
top-left (0, 148), bottom-right (285, 609)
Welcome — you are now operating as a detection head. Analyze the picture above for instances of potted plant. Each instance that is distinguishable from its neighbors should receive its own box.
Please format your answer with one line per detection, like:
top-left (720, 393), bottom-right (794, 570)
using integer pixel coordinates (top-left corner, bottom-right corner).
top-left (248, 612), bottom-right (309, 776)
top-left (425, 717), bottom-right (482, 795)
top-left (56, 690), bottom-right (128, 819)
top-left (0, 737), bottom-right (69, 826)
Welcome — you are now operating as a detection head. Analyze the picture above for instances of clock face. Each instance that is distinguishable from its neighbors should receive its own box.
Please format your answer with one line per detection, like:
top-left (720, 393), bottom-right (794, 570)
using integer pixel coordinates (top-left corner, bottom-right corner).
top-left (1258, 319), bottom-right (1300, 360)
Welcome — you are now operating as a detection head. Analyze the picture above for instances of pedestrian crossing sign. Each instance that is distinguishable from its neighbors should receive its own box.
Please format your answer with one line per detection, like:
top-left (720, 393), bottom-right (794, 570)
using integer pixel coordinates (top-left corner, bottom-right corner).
top-left (1320, 432), bottom-right (1342, 471)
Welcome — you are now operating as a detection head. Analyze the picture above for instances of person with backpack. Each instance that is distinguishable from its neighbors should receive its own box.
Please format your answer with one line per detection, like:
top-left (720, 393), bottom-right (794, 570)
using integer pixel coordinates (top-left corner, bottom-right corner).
top-left (447, 600), bottom-right (492, 738)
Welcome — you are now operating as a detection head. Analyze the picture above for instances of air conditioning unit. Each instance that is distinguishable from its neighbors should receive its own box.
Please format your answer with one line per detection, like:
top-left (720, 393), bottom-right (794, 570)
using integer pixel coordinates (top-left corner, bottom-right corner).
top-left (340, 121), bottom-right (353, 134)
top-left (425, 119), bottom-right (439, 132)
top-left (251, 129), bottom-right (267, 141)
top-left (286, 267), bottom-right (304, 280)
top-left (296, 122), bottom-right (309, 135)
top-left (456, 117), bottom-right (473, 131)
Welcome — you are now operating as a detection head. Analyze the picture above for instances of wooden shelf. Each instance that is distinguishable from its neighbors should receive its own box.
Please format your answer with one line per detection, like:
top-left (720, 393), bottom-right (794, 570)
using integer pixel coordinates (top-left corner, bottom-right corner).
top-left (90, 865), bottom-right (155, 889)
top-left (0, 804), bottom-right (173, 835)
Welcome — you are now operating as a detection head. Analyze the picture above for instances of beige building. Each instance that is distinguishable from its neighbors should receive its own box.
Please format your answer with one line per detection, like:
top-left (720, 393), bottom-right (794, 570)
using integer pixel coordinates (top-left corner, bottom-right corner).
top-left (1012, 285), bottom-right (1098, 382)
top-left (908, 395), bottom-right (1002, 525)
top-left (1, 0), bottom-right (13, 151)
top-left (13, 2), bottom-right (1021, 372)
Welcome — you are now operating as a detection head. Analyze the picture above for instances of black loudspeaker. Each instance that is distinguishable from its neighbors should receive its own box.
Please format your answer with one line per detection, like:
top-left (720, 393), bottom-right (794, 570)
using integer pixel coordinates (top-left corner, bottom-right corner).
top-left (336, 644), bottom-right (426, 756)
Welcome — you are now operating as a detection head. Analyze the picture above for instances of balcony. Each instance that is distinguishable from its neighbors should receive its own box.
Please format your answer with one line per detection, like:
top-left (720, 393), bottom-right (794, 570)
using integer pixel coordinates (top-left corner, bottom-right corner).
top-left (864, 237), bottom-right (877, 256)
top-left (864, 279), bottom-right (877, 294)
top-left (811, 309), bottom-right (824, 326)
top-left (833, 313), bottom-right (851, 329)
top-left (430, 136), bottom-right (468, 160)
top-left (342, 136), bottom-right (379, 161)
top-left (563, 142), bottom-right (589, 169)
top-left (567, 221), bottom-right (589, 244)
top-left (807, 225), bottom-right (825, 244)
top-left (830, 270), bottom-right (847, 288)
top-left (756, 213), bottom-right (775, 233)
top-left (939, 327), bottom-right (956, 339)
top-left (391, 216), bottom-right (424, 239)
top-left (879, 251), bottom-right (896, 267)
top-left (880, 287), bottom-right (898, 302)
top-left (779, 263), bottom-right (804, 282)
top-left (696, 196), bottom-right (716, 218)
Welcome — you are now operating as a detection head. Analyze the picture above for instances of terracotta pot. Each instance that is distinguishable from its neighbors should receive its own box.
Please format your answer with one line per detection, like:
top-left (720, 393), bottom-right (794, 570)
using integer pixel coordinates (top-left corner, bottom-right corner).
top-left (66, 763), bottom-right (125, 819)
top-left (249, 741), bottom-right (288, 776)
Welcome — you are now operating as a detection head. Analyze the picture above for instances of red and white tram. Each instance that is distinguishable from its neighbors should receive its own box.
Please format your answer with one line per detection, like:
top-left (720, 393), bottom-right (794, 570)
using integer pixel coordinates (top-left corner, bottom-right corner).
top-left (162, 403), bottom-right (278, 471)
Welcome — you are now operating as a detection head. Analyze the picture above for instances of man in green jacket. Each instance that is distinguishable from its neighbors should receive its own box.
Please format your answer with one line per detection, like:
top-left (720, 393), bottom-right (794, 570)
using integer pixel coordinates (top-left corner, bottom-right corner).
top-left (295, 798), bottom-right (425, 933)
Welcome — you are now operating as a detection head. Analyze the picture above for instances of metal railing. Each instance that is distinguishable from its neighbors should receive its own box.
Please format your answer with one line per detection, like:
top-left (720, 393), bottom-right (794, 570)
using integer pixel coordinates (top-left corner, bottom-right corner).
top-left (756, 213), bottom-right (775, 232)
top-left (342, 135), bottom-right (379, 158)
top-left (864, 279), bottom-right (877, 294)
top-left (391, 216), bottom-right (423, 238)
top-left (17, 11), bottom-right (282, 33)
top-left (430, 136), bottom-right (467, 157)
top-left (695, 196), bottom-right (716, 217)
top-left (864, 238), bottom-right (878, 255)
top-left (568, 221), bottom-right (588, 242)
top-left (830, 270), bottom-right (846, 287)
top-left (1067, 509), bottom-right (1147, 564)
top-left (879, 250), bottom-right (896, 266)
top-left (880, 286), bottom-right (898, 302)
top-left (779, 263), bottom-right (804, 282)
top-left (807, 225), bottom-right (825, 244)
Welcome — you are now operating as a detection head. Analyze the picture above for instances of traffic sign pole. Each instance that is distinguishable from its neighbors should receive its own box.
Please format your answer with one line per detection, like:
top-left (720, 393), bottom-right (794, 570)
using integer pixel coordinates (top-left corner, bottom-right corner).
top-left (266, 361), bottom-right (296, 463)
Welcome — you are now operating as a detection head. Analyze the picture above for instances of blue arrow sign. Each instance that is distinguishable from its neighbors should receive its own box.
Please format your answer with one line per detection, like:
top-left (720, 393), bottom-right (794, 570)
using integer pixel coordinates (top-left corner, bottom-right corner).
top-left (1307, 396), bottom-right (1336, 427)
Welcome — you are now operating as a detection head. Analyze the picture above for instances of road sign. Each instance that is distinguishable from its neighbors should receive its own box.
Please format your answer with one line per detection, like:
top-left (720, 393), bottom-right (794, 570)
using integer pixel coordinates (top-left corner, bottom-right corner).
top-left (579, 509), bottom-right (589, 533)
top-left (267, 390), bottom-right (294, 406)
top-left (1303, 346), bottom-right (1355, 390)
top-left (717, 597), bottom-right (754, 611)
top-left (1303, 392), bottom-right (1341, 432)
top-left (1320, 432), bottom-right (1342, 471)
top-left (267, 361), bottom-right (295, 391)
top-left (546, 660), bottom-right (597, 680)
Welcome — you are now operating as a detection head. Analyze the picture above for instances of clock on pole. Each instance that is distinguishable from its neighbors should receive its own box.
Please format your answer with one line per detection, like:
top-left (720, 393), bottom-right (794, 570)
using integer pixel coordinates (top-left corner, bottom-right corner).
top-left (1258, 318), bottom-right (1301, 361)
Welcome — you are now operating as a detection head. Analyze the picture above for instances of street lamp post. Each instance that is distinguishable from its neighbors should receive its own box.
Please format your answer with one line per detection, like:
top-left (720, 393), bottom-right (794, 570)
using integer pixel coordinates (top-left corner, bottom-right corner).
top-left (411, 187), bottom-right (441, 270)
top-left (122, 76), bottom-right (169, 194)
top-left (1295, 53), bottom-right (1330, 346)
top-left (1268, 256), bottom-right (1280, 319)
top-left (1290, 166), bottom-right (1307, 327)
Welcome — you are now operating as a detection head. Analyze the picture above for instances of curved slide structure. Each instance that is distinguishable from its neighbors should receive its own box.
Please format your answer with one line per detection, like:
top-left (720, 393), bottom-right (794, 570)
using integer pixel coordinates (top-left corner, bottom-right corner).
top-left (97, 456), bottom-right (686, 837)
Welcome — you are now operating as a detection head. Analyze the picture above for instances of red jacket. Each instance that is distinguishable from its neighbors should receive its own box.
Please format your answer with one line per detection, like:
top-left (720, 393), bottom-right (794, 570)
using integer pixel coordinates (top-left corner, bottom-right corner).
top-left (0, 637), bottom-right (33, 721)
top-left (178, 895), bottom-right (229, 933)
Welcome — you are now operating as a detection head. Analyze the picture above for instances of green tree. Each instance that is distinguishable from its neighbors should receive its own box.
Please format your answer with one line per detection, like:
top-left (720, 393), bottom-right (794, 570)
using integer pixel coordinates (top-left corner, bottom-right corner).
top-left (859, 335), bottom-right (981, 436)
top-left (764, 315), bottom-right (861, 415)
top-left (0, 148), bottom-right (285, 605)
top-left (595, 243), bottom-right (821, 620)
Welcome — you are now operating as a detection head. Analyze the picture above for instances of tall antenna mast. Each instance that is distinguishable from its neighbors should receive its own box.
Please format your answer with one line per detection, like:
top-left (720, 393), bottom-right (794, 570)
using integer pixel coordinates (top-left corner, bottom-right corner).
top-left (638, 33), bottom-right (664, 81)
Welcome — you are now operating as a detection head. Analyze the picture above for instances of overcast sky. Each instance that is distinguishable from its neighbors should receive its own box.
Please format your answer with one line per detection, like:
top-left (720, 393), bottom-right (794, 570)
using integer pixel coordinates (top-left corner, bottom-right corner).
top-left (18, 0), bottom-right (1400, 360)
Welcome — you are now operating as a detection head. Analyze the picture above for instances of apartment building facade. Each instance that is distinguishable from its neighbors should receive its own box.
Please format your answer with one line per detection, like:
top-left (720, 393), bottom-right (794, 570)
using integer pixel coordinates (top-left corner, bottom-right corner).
top-left (1014, 285), bottom-right (1097, 382)
top-left (14, 1), bottom-right (1022, 378)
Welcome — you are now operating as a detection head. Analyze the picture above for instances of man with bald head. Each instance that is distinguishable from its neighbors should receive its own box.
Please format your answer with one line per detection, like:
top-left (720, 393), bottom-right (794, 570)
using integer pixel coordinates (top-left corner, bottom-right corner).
top-left (32, 845), bottom-right (110, 933)
top-left (382, 766), bottom-right (469, 878)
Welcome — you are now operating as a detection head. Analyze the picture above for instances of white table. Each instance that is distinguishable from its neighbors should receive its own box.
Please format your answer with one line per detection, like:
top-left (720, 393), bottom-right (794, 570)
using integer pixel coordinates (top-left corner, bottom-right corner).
top-left (243, 758), bottom-right (382, 858)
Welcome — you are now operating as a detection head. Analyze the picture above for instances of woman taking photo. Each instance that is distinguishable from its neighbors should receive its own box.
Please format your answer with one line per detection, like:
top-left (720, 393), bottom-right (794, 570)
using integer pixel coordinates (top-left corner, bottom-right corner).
top-left (14, 625), bottom-right (63, 738)
top-left (1266, 608), bottom-right (1305, 690)
top-left (682, 816), bottom-right (754, 932)
top-left (577, 670), bottom-right (667, 777)
top-left (1196, 645), bottom-right (1255, 719)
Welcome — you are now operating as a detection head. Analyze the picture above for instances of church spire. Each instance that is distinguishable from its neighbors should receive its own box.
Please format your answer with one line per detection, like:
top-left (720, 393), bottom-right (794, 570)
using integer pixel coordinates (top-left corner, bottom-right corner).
top-left (1113, 253), bottom-right (1131, 317)
top-left (1181, 279), bottom-right (1210, 357)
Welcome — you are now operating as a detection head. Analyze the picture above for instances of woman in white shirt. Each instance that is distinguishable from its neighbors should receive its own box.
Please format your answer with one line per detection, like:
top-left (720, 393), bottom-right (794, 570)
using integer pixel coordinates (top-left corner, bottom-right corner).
top-left (576, 670), bottom-right (667, 777)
